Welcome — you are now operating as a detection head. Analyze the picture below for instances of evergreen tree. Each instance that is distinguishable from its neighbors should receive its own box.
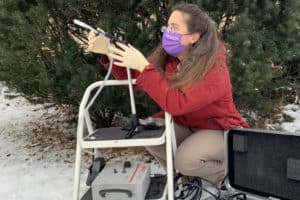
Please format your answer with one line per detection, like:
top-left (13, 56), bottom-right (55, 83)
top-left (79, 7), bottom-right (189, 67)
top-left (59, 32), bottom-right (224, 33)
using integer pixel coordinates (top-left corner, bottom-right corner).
top-left (0, 0), bottom-right (159, 127)
top-left (0, 0), bottom-right (299, 127)
top-left (223, 0), bottom-right (300, 114)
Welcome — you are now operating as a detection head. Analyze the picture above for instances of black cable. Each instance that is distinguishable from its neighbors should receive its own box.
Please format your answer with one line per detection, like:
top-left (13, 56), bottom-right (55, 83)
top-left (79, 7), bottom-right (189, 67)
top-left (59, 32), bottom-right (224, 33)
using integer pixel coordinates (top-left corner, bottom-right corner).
top-left (173, 173), bottom-right (247, 200)
top-left (175, 184), bottom-right (201, 200)
top-left (174, 174), bottom-right (205, 200)
top-left (198, 177), bottom-right (220, 199)
top-left (227, 193), bottom-right (247, 200)
top-left (220, 174), bottom-right (228, 188)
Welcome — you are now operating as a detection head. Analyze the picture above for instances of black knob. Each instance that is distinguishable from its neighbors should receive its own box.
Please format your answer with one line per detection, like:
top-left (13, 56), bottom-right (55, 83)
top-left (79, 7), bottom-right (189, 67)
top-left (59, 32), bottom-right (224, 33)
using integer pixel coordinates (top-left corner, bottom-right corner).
top-left (123, 161), bottom-right (131, 168)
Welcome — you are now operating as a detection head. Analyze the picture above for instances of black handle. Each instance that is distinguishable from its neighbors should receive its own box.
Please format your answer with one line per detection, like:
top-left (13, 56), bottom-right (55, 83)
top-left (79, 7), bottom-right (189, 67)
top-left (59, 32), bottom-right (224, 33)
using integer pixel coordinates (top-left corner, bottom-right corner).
top-left (99, 189), bottom-right (133, 198)
top-left (287, 158), bottom-right (300, 181)
top-left (125, 114), bottom-right (140, 138)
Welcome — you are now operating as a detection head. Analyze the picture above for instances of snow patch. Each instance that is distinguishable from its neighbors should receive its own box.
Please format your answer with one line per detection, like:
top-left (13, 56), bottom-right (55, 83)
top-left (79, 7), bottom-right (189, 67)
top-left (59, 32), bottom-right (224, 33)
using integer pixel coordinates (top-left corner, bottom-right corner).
top-left (281, 104), bottom-right (300, 133)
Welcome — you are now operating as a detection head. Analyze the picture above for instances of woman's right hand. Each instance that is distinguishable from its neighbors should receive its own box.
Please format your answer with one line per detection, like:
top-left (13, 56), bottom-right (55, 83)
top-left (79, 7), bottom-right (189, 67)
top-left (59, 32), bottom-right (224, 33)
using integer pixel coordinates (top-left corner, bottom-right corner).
top-left (86, 31), bottom-right (110, 55)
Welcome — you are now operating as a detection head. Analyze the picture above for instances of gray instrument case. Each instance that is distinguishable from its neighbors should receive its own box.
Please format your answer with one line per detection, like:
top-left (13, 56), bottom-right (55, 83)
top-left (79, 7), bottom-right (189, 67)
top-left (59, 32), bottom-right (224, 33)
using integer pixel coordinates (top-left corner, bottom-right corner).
top-left (91, 162), bottom-right (150, 200)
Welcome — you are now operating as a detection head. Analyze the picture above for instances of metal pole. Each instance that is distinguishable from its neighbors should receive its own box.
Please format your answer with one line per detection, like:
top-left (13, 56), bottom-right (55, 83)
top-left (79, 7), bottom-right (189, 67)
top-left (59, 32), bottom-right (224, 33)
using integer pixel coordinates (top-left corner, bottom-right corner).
top-left (165, 113), bottom-right (174, 200)
top-left (126, 67), bottom-right (136, 115)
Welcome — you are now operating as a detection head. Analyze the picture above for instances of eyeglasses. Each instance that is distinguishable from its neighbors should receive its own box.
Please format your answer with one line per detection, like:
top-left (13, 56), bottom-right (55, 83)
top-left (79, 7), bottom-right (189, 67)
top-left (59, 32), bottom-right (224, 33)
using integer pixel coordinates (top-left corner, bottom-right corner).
top-left (161, 26), bottom-right (191, 35)
top-left (161, 26), bottom-right (172, 32)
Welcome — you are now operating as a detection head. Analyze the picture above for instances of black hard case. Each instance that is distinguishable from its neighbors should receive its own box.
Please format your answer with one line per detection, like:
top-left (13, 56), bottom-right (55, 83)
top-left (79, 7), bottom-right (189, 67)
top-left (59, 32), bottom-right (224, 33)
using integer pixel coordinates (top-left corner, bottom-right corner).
top-left (225, 128), bottom-right (300, 200)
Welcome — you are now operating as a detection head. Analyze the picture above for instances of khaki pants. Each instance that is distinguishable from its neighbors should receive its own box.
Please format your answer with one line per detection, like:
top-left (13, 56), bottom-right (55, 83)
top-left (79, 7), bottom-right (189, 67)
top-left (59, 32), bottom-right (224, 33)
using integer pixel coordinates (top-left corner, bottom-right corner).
top-left (146, 122), bottom-right (225, 186)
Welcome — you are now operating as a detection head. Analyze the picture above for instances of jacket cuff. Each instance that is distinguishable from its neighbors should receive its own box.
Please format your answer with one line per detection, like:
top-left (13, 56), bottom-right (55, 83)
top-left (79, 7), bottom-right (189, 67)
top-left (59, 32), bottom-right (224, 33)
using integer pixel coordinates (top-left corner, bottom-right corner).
top-left (100, 55), bottom-right (110, 67)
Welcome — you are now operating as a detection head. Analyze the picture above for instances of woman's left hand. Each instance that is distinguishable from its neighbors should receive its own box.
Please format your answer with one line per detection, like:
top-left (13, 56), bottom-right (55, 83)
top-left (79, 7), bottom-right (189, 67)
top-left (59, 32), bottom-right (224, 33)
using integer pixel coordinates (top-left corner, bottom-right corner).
top-left (108, 42), bottom-right (149, 72)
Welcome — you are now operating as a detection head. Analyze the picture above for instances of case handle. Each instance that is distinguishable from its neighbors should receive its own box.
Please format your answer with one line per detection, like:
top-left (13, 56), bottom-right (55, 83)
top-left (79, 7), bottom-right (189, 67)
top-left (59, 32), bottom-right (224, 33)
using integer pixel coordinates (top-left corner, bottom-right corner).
top-left (287, 158), bottom-right (300, 181)
top-left (233, 135), bottom-right (248, 153)
top-left (99, 189), bottom-right (133, 198)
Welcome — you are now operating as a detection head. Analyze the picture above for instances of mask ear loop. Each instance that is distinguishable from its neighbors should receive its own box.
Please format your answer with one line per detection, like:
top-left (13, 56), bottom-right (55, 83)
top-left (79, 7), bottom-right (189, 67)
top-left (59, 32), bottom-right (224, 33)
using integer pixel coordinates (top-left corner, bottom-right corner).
top-left (200, 30), bottom-right (207, 37)
top-left (191, 34), bottom-right (199, 47)
top-left (191, 28), bottom-right (207, 47)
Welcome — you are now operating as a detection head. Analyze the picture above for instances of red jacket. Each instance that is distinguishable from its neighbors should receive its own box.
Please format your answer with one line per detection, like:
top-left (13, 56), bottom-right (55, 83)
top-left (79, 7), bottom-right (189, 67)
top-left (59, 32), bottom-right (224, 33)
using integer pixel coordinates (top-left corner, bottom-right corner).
top-left (101, 43), bottom-right (249, 130)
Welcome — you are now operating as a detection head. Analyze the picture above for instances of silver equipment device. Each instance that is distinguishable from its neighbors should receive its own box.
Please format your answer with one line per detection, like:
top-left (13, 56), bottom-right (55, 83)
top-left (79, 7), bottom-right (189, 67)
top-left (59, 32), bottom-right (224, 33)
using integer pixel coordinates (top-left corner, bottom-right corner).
top-left (91, 161), bottom-right (150, 200)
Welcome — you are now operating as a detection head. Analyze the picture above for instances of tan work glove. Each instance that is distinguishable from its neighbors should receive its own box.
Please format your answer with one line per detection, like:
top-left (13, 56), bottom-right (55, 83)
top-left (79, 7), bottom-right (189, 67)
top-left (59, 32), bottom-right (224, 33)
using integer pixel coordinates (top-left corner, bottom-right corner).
top-left (108, 42), bottom-right (149, 72)
top-left (86, 31), bottom-right (110, 55)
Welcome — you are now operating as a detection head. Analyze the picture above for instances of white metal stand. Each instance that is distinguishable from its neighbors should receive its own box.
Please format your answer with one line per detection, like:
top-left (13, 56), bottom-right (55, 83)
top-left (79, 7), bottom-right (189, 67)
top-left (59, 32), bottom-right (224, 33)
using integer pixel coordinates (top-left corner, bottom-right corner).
top-left (72, 79), bottom-right (176, 200)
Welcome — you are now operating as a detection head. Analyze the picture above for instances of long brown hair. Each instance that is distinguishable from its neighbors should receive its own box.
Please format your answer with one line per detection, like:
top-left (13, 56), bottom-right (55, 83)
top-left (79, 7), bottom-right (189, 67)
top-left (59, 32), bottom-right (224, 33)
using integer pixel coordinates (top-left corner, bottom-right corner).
top-left (147, 3), bottom-right (219, 89)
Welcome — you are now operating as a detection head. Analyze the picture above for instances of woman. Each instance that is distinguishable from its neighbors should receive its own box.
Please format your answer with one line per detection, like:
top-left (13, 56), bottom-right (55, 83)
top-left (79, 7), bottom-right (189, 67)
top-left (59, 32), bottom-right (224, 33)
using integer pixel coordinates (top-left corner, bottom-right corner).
top-left (87, 3), bottom-right (249, 186)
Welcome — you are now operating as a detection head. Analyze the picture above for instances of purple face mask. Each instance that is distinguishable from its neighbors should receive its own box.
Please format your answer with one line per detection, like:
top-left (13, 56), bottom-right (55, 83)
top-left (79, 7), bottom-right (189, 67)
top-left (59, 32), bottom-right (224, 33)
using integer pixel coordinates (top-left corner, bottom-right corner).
top-left (162, 30), bottom-right (186, 57)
